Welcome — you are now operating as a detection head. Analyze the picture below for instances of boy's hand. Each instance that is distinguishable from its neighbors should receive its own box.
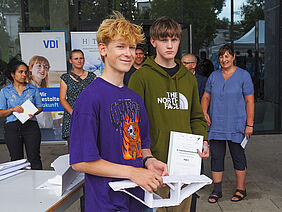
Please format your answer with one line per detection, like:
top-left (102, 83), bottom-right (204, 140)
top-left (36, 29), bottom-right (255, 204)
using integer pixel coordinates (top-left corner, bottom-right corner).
top-left (197, 140), bottom-right (209, 159)
top-left (129, 167), bottom-right (163, 193)
top-left (145, 158), bottom-right (168, 177)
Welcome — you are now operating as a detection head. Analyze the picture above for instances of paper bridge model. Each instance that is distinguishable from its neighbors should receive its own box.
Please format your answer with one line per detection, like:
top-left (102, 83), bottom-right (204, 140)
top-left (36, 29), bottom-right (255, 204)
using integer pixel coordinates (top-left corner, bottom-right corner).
top-left (109, 174), bottom-right (212, 209)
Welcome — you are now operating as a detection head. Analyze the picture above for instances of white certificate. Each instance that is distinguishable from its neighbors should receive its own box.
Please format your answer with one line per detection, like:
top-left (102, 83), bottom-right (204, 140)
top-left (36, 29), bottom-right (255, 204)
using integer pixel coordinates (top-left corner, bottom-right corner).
top-left (167, 131), bottom-right (203, 176)
top-left (13, 99), bottom-right (38, 124)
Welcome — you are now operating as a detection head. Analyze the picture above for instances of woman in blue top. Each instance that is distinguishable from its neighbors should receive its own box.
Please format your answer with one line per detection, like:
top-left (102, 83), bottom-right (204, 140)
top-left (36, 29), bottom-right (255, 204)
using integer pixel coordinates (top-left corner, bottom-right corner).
top-left (0, 60), bottom-right (43, 169)
top-left (201, 44), bottom-right (254, 203)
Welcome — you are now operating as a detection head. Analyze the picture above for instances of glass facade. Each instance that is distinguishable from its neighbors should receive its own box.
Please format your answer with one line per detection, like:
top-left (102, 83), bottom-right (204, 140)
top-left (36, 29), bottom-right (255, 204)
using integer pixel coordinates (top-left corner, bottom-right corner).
top-left (0, 0), bottom-right (281, 142)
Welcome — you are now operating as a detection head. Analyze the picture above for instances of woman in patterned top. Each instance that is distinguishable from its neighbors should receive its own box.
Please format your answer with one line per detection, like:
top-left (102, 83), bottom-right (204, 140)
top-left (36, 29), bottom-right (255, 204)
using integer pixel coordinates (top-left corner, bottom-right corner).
top-left (60, 49), bottom-right (96, 144)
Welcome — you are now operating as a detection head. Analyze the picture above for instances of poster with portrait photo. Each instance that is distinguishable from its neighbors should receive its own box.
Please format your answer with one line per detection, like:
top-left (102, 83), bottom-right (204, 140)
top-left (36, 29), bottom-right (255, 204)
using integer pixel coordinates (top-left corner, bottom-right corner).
top-left (19, 32), bottom-right (66, 141)
top-left (70, 32), bottom-right (104, 76)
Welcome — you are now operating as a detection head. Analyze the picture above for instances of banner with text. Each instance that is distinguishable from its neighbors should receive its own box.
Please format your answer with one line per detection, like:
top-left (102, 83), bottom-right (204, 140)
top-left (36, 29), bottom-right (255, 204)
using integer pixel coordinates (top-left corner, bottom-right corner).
top-left (19, 32), bottom-right (66, 141)
top-left (70, 32), bottom-right (104, 76)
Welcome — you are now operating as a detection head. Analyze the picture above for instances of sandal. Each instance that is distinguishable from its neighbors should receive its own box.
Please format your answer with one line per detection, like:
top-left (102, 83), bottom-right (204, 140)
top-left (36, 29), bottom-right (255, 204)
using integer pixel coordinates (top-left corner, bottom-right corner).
top-left (231, 189), bottom-right (247, 202)
top-left (208, 191), bottom-right (222, 203)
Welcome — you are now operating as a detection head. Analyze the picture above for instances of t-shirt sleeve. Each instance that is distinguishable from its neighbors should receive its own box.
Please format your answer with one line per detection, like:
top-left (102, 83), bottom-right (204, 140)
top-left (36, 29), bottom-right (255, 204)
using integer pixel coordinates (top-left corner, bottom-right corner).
top-left (205, 74), bottom-right (212, 94)
top-left (138, 98), bottom-right (151, 150)
top-left (242, 71), bottom-right (254, 96)
top-left (34, 87), bottom-right (43, 107)
top-left (69, 93), bottom-right (101, 165)
top-left (0, 89), bottom-right (7, 110)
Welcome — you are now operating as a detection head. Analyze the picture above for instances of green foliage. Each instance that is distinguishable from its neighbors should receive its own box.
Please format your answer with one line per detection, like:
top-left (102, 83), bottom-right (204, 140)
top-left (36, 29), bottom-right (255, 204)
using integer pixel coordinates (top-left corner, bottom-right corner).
top-left (80, 0), bottom-right (110, 21)
top-left (214, 0), bottom-right (226, 15)
top-left (0, 0), bottom-right (20, 30)
top-left (80, 0), bottom-right (136, 22)
top-left (240, 0), bottom-right (264, 35)
top-left (150, 0), bottom-right (221, 51)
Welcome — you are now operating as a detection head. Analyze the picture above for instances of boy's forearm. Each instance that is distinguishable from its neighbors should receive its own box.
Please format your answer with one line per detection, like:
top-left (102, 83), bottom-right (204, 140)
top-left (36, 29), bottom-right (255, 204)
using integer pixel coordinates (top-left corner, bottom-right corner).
top-left (72, 159), bottom-right (136, 179)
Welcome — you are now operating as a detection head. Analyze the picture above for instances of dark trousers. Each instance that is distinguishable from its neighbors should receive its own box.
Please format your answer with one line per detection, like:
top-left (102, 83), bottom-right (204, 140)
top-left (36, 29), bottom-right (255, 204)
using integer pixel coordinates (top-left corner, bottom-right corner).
top-left (210, 140), bottom-right (247, 172)
top-left (4, 120), bottom-right (42, 170)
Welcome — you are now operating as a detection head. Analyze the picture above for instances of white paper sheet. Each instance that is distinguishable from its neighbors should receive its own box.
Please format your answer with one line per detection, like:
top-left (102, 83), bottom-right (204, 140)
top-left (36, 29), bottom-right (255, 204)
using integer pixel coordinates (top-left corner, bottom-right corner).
top-left (0, 159), bottom-right (30, 176)
top-left (0, 170), bottom-right (25, 181)
top-left (36, 154), bottom-right (81, 196)
top-left (0, 159), bottom-right (27, 170)
top-left (241, 136), bottom-right (248, 149)
top-left (36, 173), bottom-right (84, 196)
top-left (167, 131), bottom-right (203, 176)
top-left (13, 99), bottom-right (38, 124)
top-left (109, 174), bottom-right (212, 208)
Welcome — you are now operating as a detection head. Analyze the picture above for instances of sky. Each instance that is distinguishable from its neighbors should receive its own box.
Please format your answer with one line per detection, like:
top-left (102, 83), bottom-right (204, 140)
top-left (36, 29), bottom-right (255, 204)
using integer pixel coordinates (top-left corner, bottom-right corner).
top-left (218, 0), bottom-right (246, 22)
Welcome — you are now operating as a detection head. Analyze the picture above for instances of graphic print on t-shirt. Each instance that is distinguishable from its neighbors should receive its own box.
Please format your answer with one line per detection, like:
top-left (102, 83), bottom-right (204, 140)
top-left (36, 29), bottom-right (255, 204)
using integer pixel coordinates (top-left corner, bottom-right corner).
top-left (157, 92), bottom-right (188, 110)
top-left (121, 112), bottom-right (142, 160)
top-left (110, 100), bottom-right (142, 160)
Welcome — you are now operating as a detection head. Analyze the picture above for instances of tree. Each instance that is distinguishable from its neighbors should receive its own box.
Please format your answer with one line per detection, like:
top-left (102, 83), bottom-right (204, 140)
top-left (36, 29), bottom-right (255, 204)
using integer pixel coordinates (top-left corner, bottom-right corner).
top-left (150, 0), bottom-right (224, 52)
top-left (240, 0), bottom-right (264, 35)
top-left (79, 0), bottom-right (137, 23)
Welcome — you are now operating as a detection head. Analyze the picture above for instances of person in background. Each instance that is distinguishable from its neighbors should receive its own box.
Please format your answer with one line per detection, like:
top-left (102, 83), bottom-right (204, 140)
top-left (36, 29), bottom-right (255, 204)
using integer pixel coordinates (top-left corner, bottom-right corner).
top-left (246, 49), bottom-right (255, 79)
top-left (129, 16), bottom-right (209, 212)
top-left (196, 51), bottom-right (214, 78)
top-left (0, 60), bottom-right (43, 169)
top-left (69, 12), bottom-right (167, 212)
top-left (60, 49), bottom-right (96, 144)
top-left (182, 54), bottom-right (207, 100)
top-left (123, 44), bottom-right (145, 86)
top-left (201, 44), bottom-right (254, 203)
top-left (28, 55), bottom-right (50, 88)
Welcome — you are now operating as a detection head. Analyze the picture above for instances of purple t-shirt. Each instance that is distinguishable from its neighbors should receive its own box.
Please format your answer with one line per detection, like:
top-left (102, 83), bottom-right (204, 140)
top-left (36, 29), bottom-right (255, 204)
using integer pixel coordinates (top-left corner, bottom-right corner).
top-left (69, 77), bottom-right (151, 212)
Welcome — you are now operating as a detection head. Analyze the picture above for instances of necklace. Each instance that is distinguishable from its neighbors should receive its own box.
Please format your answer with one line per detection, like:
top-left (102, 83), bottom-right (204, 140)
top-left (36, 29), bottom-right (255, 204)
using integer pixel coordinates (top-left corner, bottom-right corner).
top-left (222, 67), bottom-right (235, 79)
top-left (73, 70), bottom-right (84, 77)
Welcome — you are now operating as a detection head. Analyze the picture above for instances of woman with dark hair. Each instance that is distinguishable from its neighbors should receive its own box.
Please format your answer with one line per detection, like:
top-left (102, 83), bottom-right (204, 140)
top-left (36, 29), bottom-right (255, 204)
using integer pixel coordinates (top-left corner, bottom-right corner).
top-left (60, 49), bottom-right (95, 143)
top-left (201, 44), bottom-right (254, 203)
top-left (0, 60), bottom-right (43, 169)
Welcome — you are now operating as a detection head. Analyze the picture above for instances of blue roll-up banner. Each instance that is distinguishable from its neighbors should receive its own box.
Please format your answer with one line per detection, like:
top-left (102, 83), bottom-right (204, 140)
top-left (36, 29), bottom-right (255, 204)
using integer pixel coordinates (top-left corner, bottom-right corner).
top-left (39, 88), bottom-right (64, 112)
top-left (19, 32), bottom-right (67, 141)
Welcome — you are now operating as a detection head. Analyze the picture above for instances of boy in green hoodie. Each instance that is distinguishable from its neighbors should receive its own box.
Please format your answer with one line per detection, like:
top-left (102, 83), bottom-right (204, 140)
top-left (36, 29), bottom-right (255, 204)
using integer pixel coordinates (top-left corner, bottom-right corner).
top-left (128, 16), bottom-right (209, 212)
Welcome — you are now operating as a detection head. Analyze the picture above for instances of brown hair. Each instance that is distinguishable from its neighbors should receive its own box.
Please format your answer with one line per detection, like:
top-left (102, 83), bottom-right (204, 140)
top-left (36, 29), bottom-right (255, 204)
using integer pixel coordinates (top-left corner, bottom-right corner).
top-left (28, 55), bottom-right (50, 87)
top-left (150, 16), bottom-right (182, 40)
top-left (217, 44), bottom-right (235, 60)
top-left (70, 49), bottom-right (84, 59)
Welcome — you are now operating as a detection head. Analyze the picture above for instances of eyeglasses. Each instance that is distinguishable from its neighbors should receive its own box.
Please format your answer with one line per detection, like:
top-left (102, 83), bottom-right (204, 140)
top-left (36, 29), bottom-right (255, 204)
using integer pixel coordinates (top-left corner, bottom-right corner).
top-left (34, 63), bottom-right (50, 70)
top-left (182, 62), bottom-right (196, 65)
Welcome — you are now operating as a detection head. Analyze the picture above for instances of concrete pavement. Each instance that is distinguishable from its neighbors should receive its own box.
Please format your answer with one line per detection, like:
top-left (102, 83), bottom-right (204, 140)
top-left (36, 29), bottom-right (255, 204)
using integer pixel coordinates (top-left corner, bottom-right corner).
top-left (0, 134), bottom-right (282, 212)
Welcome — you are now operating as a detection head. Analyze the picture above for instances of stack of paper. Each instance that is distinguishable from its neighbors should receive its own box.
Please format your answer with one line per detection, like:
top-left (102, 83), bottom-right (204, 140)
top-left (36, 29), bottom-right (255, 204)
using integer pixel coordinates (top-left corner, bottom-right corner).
top-left (0, 159), bottom-right (30, 181)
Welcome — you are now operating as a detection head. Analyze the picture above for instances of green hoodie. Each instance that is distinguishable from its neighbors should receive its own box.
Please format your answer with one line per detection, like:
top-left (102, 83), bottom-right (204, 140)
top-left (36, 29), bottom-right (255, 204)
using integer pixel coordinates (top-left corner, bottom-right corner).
top-left (128, 56), bottom-right (207, 163)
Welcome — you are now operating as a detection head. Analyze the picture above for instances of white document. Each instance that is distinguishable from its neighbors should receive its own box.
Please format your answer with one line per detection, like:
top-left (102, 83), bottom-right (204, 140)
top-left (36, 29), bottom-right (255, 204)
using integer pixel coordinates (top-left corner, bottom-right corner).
top-left (0, 170), bottom-right (25, 181)
top-left (0, 159), bottom-right (30, 176)
top-left (241, 136), bottom-right (248, 149)
top-left (167, 131), bottom-right (203, 176)
top-left (13, 99), bottom-right (38, 124)
top-left (36, 154), bottom-right (81, 196)
top-left (37, 173), bottom-right (84, 196)
top-left (109, 174), bottom-right (212, 208)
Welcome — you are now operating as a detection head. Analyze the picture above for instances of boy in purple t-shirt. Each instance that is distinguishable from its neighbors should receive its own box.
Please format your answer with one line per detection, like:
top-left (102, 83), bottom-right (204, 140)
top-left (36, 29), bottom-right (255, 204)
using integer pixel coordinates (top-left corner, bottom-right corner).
top-left (69, 12), bottom-right (168, 212)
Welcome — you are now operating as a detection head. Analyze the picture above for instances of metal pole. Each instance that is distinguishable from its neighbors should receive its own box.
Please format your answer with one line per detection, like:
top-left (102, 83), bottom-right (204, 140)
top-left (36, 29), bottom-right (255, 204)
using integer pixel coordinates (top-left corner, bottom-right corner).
top-left (189, 23), bottom-right (193, 53)
top-left (230, 0), bottom-right (234, 48)
top-left (254, 20), bottom-right (260, 100)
